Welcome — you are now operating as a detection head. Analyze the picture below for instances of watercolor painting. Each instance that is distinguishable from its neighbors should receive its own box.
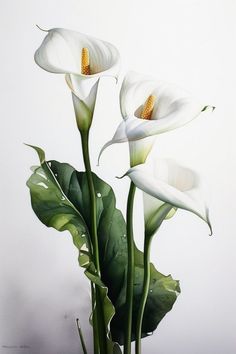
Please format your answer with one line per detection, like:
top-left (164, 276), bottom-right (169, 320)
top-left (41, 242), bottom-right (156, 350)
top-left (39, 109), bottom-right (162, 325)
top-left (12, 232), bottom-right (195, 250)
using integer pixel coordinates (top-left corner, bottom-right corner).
top-left (1, 1), bottom-right (236, 354)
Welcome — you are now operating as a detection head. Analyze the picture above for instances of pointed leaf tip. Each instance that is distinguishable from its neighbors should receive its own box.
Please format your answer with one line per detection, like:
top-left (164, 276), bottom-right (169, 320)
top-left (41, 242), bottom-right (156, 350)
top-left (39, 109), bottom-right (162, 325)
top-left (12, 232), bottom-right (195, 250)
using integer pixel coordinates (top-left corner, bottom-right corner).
top-left (24, 143), bottom-right (45, 164)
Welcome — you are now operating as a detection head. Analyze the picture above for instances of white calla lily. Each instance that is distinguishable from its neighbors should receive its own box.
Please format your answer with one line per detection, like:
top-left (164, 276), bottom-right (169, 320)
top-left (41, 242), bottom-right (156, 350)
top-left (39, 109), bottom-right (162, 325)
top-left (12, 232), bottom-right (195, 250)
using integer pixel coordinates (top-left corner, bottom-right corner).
top-left (35, 27), bottom-right (120, 130)
top-left (125, 158), bottom-right (212, 236)
top-left (100, 71), bottom-right (214, 166)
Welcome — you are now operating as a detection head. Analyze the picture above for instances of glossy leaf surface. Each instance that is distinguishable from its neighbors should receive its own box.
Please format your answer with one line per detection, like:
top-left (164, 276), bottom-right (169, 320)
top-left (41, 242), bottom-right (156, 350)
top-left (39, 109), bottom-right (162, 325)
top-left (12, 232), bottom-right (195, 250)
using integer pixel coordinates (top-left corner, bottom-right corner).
top-left (27, 147), bottom-right (180, 346)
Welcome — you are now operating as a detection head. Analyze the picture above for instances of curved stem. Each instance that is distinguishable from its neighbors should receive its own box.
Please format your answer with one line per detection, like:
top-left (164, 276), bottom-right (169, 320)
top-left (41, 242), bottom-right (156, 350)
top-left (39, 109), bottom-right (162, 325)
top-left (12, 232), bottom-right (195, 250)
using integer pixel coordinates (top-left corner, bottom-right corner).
top-left (76, 318), bottom-right (88, 354)
top-left (124, 182), bottom-right (136, 354)
top-left (80, 131), bottom-right (107, 354)
top-left (81, 131), bottom-right (100, 275)
top-left (135, 235), bottom-right (153, 354)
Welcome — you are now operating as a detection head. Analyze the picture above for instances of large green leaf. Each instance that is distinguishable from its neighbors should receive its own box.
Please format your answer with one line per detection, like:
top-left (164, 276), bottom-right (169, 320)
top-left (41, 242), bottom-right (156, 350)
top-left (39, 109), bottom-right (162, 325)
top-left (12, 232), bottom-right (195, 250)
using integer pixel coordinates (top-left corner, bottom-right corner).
top-left (27, 146), bottom-right (180, 347)
top-left (107, 242), bottom-right (181, 344)
top-left (26, 146), bottom-right (121, 354)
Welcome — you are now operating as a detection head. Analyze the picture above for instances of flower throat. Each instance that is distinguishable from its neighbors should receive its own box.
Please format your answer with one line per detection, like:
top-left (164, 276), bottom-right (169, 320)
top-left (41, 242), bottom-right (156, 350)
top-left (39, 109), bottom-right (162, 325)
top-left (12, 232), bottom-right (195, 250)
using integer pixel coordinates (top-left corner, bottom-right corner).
top-left (81, 48), bottom-right (155, 121)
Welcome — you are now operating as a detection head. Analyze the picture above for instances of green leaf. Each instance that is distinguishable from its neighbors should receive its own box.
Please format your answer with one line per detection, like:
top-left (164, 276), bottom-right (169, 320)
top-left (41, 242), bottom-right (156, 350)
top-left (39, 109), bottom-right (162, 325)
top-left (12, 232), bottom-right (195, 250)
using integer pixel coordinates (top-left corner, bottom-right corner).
top-left (26, 146), bottom-right (180, 347)
top-left (108, 245), bottom-right (180, 344)
top-left (25, 144), bottom-right (46, 164)
top-left (26, 146), bottom-right (121, 354)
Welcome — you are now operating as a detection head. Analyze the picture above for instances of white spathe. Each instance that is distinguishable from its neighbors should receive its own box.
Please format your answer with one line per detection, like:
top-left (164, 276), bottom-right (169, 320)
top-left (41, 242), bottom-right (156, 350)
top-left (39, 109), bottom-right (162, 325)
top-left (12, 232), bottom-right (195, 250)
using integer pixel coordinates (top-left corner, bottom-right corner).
top-left (34, 27), bottom-right (121, 122)
top-left (99, 71), bottom-right (214, 166)
top-left (126, 158), bottom-right (212, 234)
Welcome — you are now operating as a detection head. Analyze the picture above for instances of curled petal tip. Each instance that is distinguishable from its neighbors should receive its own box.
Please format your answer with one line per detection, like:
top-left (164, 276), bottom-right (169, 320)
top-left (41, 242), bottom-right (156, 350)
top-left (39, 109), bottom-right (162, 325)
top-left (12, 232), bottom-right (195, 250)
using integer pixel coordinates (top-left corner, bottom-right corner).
top-left (97, 154), bottom-right (101, 167)
top-left (97, 152), bottom-right (102, 167)
top-left (97, 140), bottom-right (113, 166)
top-left (116, 173), bottom-right (127, 179)
top-left (206, 208), bottom-right (213, 236)
top-left (202, 105), bottom-right (215, 112)
top-left (208, 224), bottom-right (213, 236)
top-left (208, 105), bottom-right (216, 112)
top-left (36, 24), bottom-right (49, 32)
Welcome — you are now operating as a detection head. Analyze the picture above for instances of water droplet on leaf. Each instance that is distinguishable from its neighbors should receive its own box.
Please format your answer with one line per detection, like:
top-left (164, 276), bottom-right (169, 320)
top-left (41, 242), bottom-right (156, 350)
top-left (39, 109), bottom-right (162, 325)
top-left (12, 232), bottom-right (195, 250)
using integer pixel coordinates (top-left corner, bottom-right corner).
top-left (81, 244), bottom-right (89, 252)
top-left (37, 182), bottom-right (48, 189)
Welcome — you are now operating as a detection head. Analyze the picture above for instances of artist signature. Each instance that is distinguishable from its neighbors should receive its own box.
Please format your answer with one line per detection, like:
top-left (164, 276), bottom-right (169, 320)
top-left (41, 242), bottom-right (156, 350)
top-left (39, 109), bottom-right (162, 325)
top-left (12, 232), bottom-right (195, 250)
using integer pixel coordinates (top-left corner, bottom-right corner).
top-left (1, 345), bottom-right (30, 349)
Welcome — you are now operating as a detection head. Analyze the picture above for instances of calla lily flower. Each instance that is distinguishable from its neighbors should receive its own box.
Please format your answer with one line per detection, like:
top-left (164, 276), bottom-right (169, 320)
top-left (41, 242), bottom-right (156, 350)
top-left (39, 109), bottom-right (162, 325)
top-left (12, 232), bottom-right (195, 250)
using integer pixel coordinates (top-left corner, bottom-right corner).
top-left (34, 27), bottom-right (120, 131)
top-left (100, 71), bottom-right (214, 166)
top-left (125, 158), bottom-right (212, 237)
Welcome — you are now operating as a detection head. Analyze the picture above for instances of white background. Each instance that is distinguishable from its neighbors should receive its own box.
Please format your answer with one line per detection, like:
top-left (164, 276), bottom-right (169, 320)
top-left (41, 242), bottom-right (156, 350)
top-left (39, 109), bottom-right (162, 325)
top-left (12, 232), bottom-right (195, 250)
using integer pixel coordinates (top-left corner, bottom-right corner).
top-left (1, 0), bottom-right (236, 353)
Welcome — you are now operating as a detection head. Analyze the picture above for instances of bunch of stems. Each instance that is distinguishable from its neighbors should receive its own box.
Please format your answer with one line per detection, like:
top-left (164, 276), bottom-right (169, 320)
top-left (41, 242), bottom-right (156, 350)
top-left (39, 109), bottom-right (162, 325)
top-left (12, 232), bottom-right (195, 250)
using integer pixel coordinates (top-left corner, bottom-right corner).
top-left (80, 130), bottom-right (152, 354)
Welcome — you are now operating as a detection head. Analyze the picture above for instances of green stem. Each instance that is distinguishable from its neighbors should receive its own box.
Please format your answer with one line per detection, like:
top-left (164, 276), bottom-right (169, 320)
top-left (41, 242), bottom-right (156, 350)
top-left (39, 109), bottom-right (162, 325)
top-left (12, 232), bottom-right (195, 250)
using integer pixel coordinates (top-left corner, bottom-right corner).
top-left (124, 182), bottom-right (136, 354)
top-left (135, 234), bottom-right (153, 354)
top-left (80, 131), bottom-right (107, 354)
top-left (81, 131), bottom-right (100, 275)
top-left (91, 283), bottom-right (100, 354)
top-left (76, 318), bottom-right (88, 354)
top-left (135, 203), bottom-right (173, 354)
